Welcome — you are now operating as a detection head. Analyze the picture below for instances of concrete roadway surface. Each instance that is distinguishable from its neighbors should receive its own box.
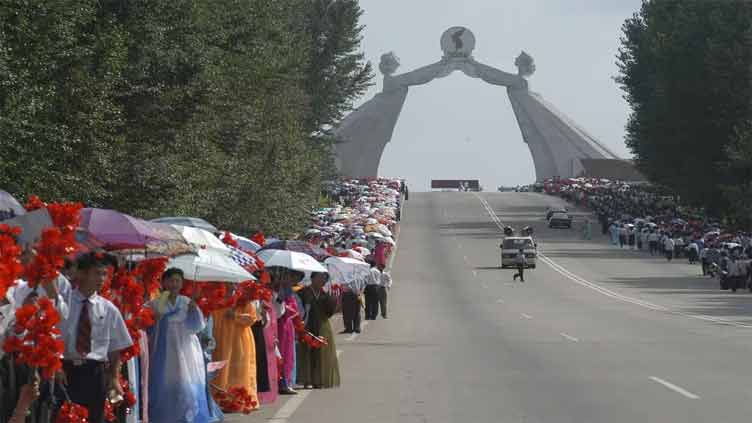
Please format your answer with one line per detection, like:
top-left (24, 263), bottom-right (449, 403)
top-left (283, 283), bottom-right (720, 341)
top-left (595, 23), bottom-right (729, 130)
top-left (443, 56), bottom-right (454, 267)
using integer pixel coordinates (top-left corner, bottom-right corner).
top-left (240, 192), bottom-right (752, 423)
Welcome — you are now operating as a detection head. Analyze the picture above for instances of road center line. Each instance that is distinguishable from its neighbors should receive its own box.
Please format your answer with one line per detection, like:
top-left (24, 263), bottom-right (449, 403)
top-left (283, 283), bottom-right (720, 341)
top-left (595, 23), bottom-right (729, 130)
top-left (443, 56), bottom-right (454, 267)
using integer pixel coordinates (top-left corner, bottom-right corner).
top-left (560, 332), bottom-right (579, 342)
top-left (521, 313), bottom-right (533, 319)
top-left (649, 376), bottom-right (700, 399)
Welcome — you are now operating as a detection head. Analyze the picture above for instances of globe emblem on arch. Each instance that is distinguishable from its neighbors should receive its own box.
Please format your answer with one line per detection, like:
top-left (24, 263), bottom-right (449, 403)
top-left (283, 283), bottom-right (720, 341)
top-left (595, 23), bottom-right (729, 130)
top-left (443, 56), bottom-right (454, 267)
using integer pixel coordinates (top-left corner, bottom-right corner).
top-left (440, 27), bottom-right (476, 58)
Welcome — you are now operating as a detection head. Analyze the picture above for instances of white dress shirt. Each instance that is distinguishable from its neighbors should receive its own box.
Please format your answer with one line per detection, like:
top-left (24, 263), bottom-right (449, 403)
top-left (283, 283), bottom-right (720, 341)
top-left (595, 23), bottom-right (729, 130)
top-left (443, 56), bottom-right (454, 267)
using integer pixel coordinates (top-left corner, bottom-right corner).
top-left (59, 290), bottom-right (133, 362)
top-left (367, 268), bottom-right (381, 286)
top-left (13, 274), bottom-right (72, 319)
top-left (380, 271), bottom-right (393, 289)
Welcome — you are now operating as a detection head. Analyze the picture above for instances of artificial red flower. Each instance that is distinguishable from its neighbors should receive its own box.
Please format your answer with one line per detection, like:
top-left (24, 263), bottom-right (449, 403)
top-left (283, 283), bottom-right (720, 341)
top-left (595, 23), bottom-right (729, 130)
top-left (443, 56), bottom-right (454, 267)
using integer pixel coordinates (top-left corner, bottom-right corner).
top-left (24, 195), bottom-right (46, 212)
top-left (3, 297), bottom-right (64, 380)
top-left (103, 400), bottom-right (116, 422)
top-left (250, 232), bottom-right (266, 247)
top-left (55, 401), bottom-right (89, 423)
top-left (0, 225), bottom-right (23, 299)
top-left (291, 314), bottom-right (328, 349)
top-left (221, 232), bottom-right (240, 249)
top-left (214, 386), bottom-right (258, 414)
top-left (133, 257), bottom-right (168, 298)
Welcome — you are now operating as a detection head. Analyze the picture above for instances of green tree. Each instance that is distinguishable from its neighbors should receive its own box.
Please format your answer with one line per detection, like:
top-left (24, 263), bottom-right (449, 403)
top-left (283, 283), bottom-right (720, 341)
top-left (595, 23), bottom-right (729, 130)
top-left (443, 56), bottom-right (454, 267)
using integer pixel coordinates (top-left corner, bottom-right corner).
top-left (304, 0), bottom-right (374, 135)
top-left (0, 0), bottom-right (127, 204)
top-left (616, 0), bottom-right (752, 214)
top-left (723, 123), bottom-right (752, 227)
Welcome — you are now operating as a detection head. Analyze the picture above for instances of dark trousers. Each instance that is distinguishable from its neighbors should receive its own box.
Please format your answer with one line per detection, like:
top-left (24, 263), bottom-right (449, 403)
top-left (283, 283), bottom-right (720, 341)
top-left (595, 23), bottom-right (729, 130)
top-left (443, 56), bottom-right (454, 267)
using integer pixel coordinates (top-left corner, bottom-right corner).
top-left (342, 291), bottom-right (361, 332)
top-left (63, 360), bottom-right (107, 423)
top-left (701, 258), bottom-right (709, 275)
top-left (378, 286), bottom-right (388, 318)
top-left (666, 250), bottom-right (673, 261)
top-left (364, 285), bottom-right (380, 320)
top-left (649, 241), bottom-right (658, 255)
top-left (513, 265), bottom-right (525, 282)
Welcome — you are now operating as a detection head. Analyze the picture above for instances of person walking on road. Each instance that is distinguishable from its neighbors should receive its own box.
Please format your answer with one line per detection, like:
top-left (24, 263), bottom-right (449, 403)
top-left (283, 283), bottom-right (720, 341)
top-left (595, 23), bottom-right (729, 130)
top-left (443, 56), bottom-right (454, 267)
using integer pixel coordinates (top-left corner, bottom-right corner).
top-left (512, 249), bottom-right (527, 282)
top-left (664, 236), bottom-right (675, 262)
top-left (582, 219), bottom-right (592, 240)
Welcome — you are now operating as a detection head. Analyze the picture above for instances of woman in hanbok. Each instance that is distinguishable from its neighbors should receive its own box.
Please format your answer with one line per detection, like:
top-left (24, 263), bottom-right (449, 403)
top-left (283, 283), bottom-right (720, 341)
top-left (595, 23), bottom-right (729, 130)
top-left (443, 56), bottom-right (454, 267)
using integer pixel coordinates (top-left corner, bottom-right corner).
top-left (147, 268), bottom-right (210, 423)
top-left (297, 272), bottom-right (340, 389)
top-left (211, 284), bottom-right (260, 410)
top-left (258, 297), bottom-right (278, 404)
top-left (275, 269), bottom-right (303, 395)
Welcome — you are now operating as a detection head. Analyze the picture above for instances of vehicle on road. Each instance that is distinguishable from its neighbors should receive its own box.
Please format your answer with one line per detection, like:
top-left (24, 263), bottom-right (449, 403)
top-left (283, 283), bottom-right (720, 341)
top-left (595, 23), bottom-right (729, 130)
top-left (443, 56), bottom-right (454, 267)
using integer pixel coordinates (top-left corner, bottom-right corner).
top-left (548, 212), bottom-right (573, 229)
top-left (500, 236), bottom-right (537, 269)
top-left (546, 207), bottom-right (568, 221)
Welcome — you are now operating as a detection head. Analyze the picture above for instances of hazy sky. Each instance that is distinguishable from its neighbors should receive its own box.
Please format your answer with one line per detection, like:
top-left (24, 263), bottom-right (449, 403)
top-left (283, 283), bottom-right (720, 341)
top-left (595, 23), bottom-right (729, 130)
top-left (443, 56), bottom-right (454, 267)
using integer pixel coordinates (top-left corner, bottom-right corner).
top-left (355, 0), bottom-right (641, 191)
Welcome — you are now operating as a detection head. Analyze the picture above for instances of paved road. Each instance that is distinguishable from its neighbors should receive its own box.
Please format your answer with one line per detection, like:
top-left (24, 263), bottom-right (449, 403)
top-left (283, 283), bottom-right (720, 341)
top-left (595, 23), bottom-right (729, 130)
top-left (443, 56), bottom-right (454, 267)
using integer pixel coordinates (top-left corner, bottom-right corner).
top-left (243, 192), bottom-right (752, 423)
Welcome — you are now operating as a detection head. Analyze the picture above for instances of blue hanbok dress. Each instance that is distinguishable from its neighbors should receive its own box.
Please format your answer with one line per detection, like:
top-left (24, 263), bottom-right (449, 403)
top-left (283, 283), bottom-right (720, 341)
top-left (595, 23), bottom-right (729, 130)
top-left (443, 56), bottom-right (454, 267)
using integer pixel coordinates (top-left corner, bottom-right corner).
top-left (148, 294), bottom-right (210, 423)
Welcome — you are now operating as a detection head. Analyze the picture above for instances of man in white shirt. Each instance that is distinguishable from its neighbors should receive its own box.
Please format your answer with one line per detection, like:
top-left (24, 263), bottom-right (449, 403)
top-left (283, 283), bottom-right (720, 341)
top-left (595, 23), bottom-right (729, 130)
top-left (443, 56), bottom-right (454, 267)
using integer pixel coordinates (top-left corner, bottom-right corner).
top-left (664, 236), bottom-right (675, 262)
top-left (364, 263), bottom-right (381, 320)
top-left (59, 252), bottom-right (132, 423)
top-left (377, 264), bottom-right (392, 319)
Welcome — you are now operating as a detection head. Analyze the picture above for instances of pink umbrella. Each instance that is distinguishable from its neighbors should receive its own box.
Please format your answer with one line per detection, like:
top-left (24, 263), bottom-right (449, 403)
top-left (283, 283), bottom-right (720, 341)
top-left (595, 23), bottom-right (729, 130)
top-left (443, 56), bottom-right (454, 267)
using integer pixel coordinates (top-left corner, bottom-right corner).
top-left (79, 208), bottom-right (193, 257)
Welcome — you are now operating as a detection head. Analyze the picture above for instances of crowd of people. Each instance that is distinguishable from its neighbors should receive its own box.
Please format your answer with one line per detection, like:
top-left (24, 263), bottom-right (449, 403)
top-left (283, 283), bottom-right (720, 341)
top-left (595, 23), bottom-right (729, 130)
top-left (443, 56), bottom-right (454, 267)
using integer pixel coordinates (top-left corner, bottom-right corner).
top-left (544, 177), bottom-right (752, 291)
top-left (0, 178), bottom-right (405, 423)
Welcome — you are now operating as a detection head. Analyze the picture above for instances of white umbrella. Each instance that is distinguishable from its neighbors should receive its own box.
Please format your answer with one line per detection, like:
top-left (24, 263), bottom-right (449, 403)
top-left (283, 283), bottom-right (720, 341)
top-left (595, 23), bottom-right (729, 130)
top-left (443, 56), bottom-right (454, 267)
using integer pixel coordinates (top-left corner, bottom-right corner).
top-left (340, 249), bottom-right (365, 261)
top-left (377, 224), bottom-right (392, 237)
top-left (168, 249), bottom-right (255, 283)
top-left (325, 256), bottom-right (371, 290)
top-left (219, 231), bottom-right (261, 253)
top-left (256, 249), bottom-right (327, 273)
top-left (173, 225), bottom-right (228, 252)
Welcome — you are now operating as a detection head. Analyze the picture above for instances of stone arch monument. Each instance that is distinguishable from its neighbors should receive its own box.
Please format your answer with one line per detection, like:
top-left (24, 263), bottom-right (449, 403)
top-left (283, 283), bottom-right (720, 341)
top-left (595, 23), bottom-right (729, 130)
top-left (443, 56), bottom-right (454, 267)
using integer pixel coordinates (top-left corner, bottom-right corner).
top-left (333, 27), bottom-right (621, 181)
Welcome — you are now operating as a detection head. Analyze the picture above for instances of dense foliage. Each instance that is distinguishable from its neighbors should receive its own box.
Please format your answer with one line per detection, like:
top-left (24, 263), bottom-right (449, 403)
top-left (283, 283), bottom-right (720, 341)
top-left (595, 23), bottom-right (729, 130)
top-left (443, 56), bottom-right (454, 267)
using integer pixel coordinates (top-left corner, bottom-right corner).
top-left (0, 0), bottom-right (373, 236)
top-left (616, 0), bottom-right (752, 223)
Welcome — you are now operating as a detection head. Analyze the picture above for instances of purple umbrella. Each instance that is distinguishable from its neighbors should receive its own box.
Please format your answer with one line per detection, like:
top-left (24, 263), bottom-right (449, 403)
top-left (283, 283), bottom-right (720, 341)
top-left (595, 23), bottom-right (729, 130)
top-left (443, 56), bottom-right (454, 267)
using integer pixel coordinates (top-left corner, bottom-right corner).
top-left (0, 190), bottom-right (25, 221)
top-left (259, 240), bottom-right (331, 262)
top-left (79, 208), bottom-right (194, 257)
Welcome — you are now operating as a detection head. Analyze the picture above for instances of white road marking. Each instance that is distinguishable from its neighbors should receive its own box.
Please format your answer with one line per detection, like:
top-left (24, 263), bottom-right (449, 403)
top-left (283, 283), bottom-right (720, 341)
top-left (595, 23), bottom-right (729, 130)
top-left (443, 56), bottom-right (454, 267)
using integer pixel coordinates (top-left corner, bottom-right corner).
top-left (496, 298), bottom-right (505, 304)
top-left (463, 255), bottom-right (469, 263)
top-left (336, 349), bottom-right (343, 357)
top-left (472, 194), bottom-right (752, 329)
top-left (521, 313), bottom-right (533, 319)
top-left (560, 332), bottom-right (579, 342)
top-left (649, 376), bottom-right (700, 399)
top-left (268, 390), bottom-right (311, 421)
